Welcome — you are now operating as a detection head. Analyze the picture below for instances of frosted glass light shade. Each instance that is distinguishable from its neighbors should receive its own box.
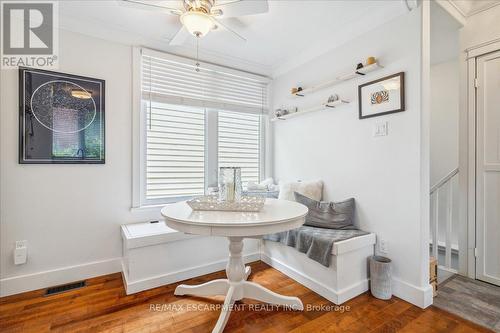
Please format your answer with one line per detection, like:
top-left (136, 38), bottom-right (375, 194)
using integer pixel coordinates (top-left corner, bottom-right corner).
top-left (180, 11), bottom-right (213, 37)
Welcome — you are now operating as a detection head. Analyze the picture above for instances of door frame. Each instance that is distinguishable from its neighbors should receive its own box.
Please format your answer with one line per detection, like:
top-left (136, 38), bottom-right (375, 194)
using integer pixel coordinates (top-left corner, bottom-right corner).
top-left (460, 39), bottom-right (500, 279)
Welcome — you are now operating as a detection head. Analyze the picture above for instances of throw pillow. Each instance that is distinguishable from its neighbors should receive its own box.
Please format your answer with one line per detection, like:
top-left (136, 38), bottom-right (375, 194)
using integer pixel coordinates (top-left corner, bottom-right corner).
top-left (294, 192), bottom-right (355, 229)
top-left (278, 180), bottom-right (323, 201)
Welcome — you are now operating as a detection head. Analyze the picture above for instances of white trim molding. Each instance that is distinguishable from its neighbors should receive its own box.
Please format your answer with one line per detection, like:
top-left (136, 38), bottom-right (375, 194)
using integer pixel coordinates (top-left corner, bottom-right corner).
top-left (448, 0), bottom-right (500, 18)
top-left (392, 277), bottom-right (433, 308)
top-left (0, 258), bottom-right (122, 297)
top-left (123, 253), bottom-right (260, 295)
top-left (465, 38), bottom-right (500, 59)
top-left (261, 254), bottom-right (369, 305)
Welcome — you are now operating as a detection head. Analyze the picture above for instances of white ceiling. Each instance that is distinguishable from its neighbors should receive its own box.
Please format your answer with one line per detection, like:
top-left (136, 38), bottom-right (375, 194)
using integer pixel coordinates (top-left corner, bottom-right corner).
top-left (59, 0), bottom-right (408, 76)
top-left (450, 0), bottom-right (500, 17)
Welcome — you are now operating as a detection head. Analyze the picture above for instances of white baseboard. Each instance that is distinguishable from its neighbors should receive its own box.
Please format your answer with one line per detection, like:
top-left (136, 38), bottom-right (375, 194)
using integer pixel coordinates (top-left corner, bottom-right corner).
top-left (0, 257), bottom-right (122, 297)
top-left (262, 253), bottom-right (433, 308)
top-left (392, 277), bottom-right (433, 308)
top-left (123, 252), bottom-right (261, 295)
top-left (261, 253), bottom-right (369, 305)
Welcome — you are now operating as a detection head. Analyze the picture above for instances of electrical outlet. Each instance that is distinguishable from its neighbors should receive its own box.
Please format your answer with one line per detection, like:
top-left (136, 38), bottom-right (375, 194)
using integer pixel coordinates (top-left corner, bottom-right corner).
top-left (379, 239), bottom-right (389, 254)
top-left (16, 240), bottom-right (27, 249)
top-left (14, 240), bottom-right (27, 265)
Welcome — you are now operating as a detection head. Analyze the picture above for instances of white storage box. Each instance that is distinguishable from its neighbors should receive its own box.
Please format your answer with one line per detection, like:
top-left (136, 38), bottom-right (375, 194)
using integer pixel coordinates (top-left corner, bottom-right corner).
top-left (262, 233), bottom-right (375, 304)
top-left (121, 221), bottom-right (260, 294)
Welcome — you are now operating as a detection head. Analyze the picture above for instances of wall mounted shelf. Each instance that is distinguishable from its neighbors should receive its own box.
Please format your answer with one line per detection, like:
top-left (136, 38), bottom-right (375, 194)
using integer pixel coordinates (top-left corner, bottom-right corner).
top-left (271, 99), bottom-right (349, 121)
top-left (292, 63), bottom-right (383, 98)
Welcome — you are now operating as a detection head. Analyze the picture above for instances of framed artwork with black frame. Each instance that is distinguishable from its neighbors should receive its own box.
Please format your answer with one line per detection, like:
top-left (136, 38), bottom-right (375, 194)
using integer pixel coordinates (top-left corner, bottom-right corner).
top-left (19, 67), bottom-right (105, 164)
top-left (358, 72), bottom-right (405, 119)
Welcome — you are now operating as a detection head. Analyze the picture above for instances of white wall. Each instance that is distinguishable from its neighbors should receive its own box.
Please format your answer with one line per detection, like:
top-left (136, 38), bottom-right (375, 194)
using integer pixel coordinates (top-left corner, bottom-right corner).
top-left (0, 30), bottom-right (153, 295)
top-left (460, 5), bottom-right (500, 50)
top-left (272, 9), bottom-right (431, 307)
top-left (430, 61), bottom-right (459, 185)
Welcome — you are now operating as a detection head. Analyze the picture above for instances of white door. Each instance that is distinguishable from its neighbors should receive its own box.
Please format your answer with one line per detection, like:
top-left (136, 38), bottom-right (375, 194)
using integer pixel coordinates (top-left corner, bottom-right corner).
top-left (476, 50), bottom-right (500, 286)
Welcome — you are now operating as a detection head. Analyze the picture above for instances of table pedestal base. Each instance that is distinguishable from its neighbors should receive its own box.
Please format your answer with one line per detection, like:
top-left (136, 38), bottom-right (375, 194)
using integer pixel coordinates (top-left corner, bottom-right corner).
top-left (174, 237), bottom-right (303, 333)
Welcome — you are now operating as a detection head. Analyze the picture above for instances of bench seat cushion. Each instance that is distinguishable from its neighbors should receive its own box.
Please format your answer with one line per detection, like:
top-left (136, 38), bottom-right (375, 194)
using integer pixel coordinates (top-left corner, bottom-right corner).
top-left (263, 226), bottom-right (369, 267)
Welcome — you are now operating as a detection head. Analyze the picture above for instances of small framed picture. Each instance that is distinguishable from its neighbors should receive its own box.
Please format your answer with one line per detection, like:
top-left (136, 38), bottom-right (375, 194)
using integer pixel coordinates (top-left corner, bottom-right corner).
top-left (358, 72), bottom-right (405, 119)
top-left (19, 67), bottom-right (105, 164)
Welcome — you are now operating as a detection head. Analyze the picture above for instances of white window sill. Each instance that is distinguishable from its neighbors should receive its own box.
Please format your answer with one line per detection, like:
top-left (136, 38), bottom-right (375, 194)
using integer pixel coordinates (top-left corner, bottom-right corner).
top-left (130, 204), bottom-right (165, 214)
top-left (130, 196), bottom-right (194, 216)
top-left (122, 221), bottom-right (197, 249)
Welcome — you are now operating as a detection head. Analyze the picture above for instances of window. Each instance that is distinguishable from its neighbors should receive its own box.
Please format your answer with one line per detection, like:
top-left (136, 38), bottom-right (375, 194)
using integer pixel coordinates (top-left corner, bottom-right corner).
top-left (146, 102), bottom-right (205, 200)
top-left (134, 48), bottom-right (269, 207)
top-left (218, 111), bottom-right (261, 184)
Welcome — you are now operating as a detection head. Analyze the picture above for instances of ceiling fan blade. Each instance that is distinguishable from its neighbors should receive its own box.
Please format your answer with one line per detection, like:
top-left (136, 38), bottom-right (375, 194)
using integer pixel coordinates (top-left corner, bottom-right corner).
top-left (118, 0), bottom-right (183, 15)
top-left (214, 0), bottom-right (268, 18)
top-left (169, 26), bottom-right (192, 46)
top-left (211, 17), bottom-right (246, 42)
top-left (224, 17), bottom-right (247, 29)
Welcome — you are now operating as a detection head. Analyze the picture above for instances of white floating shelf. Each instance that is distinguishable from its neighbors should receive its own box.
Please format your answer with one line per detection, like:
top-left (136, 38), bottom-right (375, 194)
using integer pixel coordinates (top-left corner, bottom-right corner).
top-left (292, 63), bottom-right (383, 98)
top-left (271, 100), bottom-right (349, 121)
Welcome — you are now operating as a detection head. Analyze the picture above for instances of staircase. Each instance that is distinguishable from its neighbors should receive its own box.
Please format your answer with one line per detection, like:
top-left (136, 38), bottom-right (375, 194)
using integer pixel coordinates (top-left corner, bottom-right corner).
top-left (430, 168), bottom-right (459, 274)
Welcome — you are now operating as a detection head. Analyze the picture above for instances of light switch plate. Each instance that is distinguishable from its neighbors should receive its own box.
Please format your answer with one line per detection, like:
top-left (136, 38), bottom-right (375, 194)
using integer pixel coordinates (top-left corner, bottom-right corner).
top-left (373, 121), bottom-right (388, 137)
top-left (379, 239), bottom-right (389, 254)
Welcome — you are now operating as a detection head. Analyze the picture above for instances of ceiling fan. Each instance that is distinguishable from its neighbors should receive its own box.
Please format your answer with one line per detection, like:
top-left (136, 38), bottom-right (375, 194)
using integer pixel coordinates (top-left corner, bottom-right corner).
top-left (119, 0), bottom-right (269, 45)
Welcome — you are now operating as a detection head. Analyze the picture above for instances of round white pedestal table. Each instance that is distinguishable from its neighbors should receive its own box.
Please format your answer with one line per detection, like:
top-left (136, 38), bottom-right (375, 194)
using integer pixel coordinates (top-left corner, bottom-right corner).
top-left (161, 198), bottom-right (308, 333)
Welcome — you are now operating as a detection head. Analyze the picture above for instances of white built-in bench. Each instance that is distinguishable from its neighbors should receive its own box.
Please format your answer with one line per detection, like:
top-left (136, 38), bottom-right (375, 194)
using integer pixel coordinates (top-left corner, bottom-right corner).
top-left (121, 221), bottom-right (375, 304)
top-left (121, 221), bottom-right (260, 294)
top-left (261, 233), bottom-right (375, 304)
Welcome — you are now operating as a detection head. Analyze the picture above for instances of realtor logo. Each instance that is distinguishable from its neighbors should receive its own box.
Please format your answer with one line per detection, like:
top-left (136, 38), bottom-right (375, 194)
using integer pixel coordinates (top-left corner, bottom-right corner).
top-left (1, 1), bottom-right (58, 68)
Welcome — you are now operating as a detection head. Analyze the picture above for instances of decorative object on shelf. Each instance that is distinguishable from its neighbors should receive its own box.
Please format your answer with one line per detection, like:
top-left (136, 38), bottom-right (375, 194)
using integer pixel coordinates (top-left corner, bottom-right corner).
top-left (272, 99), bottom-right (349, 121)
top-left (291, 86), bottom-right (303, 96)
top-left (366, 56), bottom-right (376, 65)
top-left (187, 195), bottom-right (265, 212)
top-left (358, 72), bottom-right (405, 119)
top-left (275, 108), bottom-right (288, 118)
top-left (274, 107), bottom-right (297, 119)
top-left (369, 255), bottom-right (392, 300)
top-left (327, 94), bottom-right (339, 103)
top-left (19, 67), bottom-right (105, 164)
top-left (290, 61), bottom-right (383, 98)
top-left (219, 167), bottom-right (243, 202)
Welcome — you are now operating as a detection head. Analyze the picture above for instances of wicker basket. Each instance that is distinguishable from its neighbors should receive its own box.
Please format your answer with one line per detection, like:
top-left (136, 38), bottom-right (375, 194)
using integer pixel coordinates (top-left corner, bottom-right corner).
top-left (370, 256), bottom-right (392, 300)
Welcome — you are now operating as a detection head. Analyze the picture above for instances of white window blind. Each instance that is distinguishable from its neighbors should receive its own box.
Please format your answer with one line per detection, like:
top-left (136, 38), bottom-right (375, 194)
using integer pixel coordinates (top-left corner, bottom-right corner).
top-left (146, 102), bottom-right (205, 200)
top-left (141, 49), bottom-right (268, 115)
top-left (137, 48), bottom-right (268, 204)
top-left (218, 111), bottom-right (261, 185)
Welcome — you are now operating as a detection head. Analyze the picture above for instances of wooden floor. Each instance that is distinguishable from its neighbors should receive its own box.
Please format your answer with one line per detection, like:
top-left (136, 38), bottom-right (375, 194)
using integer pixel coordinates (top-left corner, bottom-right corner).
top-left (0, 261), bottom-right (492, 333)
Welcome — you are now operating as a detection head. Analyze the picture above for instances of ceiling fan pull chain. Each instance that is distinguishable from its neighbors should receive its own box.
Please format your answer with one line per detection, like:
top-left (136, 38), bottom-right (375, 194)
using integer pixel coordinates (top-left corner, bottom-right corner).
top-left (195, 34), bottom-right (201, 72)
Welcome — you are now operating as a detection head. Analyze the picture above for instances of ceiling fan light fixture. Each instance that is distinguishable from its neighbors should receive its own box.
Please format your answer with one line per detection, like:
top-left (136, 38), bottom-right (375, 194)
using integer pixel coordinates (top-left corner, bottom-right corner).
top-left (180, 11), bottom-right (213, 37)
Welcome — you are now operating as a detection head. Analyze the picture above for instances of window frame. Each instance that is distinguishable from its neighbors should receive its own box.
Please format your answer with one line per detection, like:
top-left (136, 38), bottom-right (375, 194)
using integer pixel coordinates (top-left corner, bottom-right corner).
top-left (132, 48), bottom-right (269, 209)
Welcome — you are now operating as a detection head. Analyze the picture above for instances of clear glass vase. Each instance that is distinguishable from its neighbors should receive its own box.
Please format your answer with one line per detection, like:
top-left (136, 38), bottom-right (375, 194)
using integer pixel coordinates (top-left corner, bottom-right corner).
top-left (219, 167), bottom-right (242, 202)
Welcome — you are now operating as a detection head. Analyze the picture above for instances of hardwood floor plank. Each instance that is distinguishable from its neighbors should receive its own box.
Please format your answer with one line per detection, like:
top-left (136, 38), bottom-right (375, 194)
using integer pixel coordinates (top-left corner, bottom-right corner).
top-left (0, 261), bottom-right (492, 333)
